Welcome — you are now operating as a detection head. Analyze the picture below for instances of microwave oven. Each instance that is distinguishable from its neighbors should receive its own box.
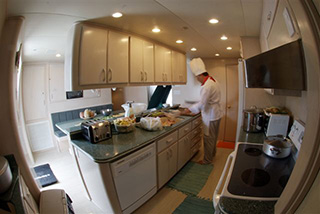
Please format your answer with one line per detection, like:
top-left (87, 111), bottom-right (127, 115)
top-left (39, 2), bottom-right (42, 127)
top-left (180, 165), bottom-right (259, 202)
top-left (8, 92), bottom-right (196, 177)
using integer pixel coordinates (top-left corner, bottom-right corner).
top-left (264, 113), bottom-right (290, 137)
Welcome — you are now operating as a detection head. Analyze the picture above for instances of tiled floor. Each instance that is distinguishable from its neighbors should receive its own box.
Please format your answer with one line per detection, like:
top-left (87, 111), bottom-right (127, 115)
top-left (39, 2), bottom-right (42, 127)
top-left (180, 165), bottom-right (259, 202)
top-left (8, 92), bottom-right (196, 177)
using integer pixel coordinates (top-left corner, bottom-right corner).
top-left (33, 143), bottom-right (233, 214)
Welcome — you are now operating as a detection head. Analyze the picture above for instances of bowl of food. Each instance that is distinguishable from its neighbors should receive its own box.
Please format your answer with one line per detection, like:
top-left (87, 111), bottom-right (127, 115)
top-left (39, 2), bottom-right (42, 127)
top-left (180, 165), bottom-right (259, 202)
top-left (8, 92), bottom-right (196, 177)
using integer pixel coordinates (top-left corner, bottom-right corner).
top-left (114, 117), bottom-right (135, 133)
top-left (101, 109), bottom-right (112, 116)
top-left (80, 109), bottom-right (96, 119)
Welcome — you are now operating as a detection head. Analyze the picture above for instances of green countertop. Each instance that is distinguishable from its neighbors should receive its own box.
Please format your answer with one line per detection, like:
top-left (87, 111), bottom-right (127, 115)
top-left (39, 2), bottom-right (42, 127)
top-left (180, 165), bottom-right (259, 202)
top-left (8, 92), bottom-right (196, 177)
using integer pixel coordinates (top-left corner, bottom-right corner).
top-left (238, 128), bottom-right (266, 144)
top-left (217, 197), bottom-right (276, 214)
top-left (70, 114), bottom-right (200, 163)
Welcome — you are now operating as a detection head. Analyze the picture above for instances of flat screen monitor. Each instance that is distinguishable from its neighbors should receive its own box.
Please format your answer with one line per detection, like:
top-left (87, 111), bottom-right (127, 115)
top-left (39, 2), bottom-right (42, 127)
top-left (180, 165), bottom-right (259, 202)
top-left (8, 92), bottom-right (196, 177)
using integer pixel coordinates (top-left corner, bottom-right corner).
top-left (244, 39), bottom-right (306, 90)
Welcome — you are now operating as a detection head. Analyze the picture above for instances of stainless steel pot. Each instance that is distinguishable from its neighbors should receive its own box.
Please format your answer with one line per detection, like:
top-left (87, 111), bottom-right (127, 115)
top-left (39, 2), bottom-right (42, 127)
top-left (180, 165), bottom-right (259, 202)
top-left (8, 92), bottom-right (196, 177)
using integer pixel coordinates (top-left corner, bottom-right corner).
top-left (243, 107), bottom-right (264, 132)
top-left (263, 136), bottom-right (292, 158)
top-left (0, 156), bottom-right (12, 194)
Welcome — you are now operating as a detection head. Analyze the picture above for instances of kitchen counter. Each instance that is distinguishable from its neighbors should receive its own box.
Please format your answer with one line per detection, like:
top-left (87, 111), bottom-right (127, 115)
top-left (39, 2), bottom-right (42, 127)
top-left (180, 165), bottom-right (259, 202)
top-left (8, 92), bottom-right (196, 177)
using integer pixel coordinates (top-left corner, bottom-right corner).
top-left (69, 114), bottom-right (200, 163)
top-left (238, 128), bottom-right (266, 144)
top-left (216, 197), bottom-right (276, 214)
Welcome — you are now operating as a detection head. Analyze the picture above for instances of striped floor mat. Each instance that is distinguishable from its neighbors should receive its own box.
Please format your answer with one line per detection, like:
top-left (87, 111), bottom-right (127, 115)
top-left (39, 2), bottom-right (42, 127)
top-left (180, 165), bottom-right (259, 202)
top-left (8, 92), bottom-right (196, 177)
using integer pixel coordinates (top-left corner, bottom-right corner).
top-left (173, 195), bottom-right (214, 214)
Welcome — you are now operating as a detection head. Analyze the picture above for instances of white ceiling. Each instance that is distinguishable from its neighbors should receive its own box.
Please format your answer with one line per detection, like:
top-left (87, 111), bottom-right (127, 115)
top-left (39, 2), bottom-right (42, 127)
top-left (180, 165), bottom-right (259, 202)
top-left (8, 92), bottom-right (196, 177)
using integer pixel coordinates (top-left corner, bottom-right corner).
top-left (7, 0), bottom-right (263, 62)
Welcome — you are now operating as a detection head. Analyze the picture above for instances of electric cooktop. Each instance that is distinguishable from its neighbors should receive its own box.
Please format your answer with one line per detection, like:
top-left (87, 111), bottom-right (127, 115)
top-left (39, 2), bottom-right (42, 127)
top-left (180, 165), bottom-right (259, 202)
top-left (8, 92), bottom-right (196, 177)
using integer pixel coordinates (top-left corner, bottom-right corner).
top-left (227, 143), bottom-right (295, 197)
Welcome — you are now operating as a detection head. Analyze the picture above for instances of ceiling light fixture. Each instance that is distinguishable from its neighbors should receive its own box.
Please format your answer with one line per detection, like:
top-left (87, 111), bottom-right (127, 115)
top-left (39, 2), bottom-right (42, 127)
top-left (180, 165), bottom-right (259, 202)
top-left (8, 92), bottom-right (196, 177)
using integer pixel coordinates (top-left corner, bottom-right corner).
top-left (226, 47), bottom-right (232, 50)
top-left (176, 40), bottom-right (183, 44)
top-left (209, 18), bottom-right (219, 24)
top-left (191, 48), bottom-right (197, 51)
top-left (152, 27), bottom-right (161, 33)
top-left (56, 53), bottom-right (61, 57)
top-left (221, 35), bottom-right (228, 40)
top-left (112, 12), bottom-right (123, 18)
top-left (215, 53), bottom-right (220, 56)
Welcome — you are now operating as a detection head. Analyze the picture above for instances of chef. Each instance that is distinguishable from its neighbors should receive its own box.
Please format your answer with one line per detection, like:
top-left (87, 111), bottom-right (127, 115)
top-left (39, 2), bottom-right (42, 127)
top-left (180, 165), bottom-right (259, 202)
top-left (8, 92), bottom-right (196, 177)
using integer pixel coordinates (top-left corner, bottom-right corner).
top-left (183, 58), bottom-right (223, 165)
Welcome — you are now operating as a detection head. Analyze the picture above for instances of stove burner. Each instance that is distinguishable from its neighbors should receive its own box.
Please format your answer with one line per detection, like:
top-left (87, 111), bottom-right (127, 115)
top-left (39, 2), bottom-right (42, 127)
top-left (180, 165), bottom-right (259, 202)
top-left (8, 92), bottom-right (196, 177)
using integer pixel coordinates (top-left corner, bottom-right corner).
top-left (244, 147), bottom-right (262, 156)
top-left (241, 168), bottom-right (270, 187)
top-left (279, 175), bottom-right (290, 189)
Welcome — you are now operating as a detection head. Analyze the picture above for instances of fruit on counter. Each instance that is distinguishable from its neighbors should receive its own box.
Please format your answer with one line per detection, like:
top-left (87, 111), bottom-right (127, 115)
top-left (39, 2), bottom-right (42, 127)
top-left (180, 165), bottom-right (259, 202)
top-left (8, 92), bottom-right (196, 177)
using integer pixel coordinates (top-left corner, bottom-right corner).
top-left (114, 117), bottom-right (135, 126)
top-left (80, 109), bottom-right (95, 118)
top-left (264, 107), bottom-right (289, 114)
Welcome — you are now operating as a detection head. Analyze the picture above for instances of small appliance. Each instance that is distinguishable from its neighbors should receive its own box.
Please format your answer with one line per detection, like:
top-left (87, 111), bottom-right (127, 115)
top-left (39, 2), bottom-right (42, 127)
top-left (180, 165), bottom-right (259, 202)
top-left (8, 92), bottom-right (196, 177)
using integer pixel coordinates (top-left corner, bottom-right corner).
top-left (81, 119), bottom-right (112, 143)
top-left (264, 113), bottom-right (290, 137)
top-left (242, 107), bottom-right (264, 133)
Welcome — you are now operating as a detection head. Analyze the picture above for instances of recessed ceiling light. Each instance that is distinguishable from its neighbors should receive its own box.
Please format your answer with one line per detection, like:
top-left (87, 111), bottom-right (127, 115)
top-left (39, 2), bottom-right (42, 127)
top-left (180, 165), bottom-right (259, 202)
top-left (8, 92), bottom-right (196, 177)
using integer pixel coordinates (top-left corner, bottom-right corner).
top-left (152, 27), bottom-right (161, 33)
top-left (209, 19), bottom-right (219, 24)
top-left (56, 53), bottom-right (61, 57)
top-left (215, 53), bottom-right (220, 56)
top-left (191, 48), bottom-right (197, 51)
top-left (221, 35), bottom-right (228, 40)
top-left (176, 40), bottom-right (183, 44)
top-left (112, 12), bottom-right (123, 18)
top-left (226, 47), bottom-right (232, 50)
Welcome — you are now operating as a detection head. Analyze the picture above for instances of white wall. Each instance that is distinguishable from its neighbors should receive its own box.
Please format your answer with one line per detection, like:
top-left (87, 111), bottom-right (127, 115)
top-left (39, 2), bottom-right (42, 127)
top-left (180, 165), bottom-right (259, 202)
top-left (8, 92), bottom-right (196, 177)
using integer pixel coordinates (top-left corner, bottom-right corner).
top-left (123, 86), bottom-right (148, 104)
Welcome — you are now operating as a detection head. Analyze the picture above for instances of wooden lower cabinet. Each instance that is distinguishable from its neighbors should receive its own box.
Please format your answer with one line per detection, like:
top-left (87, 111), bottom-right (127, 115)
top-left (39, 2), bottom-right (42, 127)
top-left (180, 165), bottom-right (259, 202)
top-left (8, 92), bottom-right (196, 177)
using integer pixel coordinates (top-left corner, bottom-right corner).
top-left (157, 142), bottom-right (178, 189)
top-left (177, 133), bottom-right (192, 170)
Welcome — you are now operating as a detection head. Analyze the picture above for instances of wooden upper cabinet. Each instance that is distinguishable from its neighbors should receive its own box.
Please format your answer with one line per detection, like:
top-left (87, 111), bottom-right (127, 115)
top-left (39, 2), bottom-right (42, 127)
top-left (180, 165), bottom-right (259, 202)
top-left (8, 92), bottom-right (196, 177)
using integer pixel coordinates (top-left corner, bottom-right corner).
top-left (155, 45), bottom-right (172, 83)
top-left (107, 31), bottom-right (129, 83)
top-left (130, 37), bottom-right (154, 83)
top-left (79, 25), bottom-right (108, 85)
top-left (172, 51), bottom-right (187, 83)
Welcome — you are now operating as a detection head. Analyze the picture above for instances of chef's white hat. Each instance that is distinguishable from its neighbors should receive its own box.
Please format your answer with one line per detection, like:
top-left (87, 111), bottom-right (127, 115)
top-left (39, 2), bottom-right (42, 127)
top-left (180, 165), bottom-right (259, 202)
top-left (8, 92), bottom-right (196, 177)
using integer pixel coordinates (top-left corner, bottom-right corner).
top-left (190, 58), bottom-right (206, 76)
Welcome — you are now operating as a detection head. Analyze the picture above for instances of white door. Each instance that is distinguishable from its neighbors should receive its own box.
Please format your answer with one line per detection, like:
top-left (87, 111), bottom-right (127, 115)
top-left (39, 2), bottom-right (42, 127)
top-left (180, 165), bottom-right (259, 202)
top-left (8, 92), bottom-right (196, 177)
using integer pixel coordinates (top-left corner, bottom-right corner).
top-left (224, 64), bottom-right (239, 142)
top-left (22, 64), bottom-right (47, 122)
top-left (49, 63), bottom-right (65, 103)
top-left (79, 25), bottom-right (108, 85)
top-left (108, 31), bottom-right (129, 83)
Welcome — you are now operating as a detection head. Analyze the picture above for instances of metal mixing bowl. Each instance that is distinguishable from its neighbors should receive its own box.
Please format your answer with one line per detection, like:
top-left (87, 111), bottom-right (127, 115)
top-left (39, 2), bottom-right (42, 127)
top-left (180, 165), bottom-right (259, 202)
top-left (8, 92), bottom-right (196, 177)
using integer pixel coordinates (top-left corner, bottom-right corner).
top-left (101, 109), bottom-right (112, 116)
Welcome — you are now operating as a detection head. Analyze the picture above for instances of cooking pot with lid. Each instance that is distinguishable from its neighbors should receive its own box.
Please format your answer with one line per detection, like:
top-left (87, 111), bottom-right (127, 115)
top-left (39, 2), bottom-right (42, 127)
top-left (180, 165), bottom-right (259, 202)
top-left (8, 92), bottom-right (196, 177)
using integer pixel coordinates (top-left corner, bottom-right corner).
top-left (243, 106), bottom-right (264, 133)
top-left (263, 135), bottom-right (292, 158)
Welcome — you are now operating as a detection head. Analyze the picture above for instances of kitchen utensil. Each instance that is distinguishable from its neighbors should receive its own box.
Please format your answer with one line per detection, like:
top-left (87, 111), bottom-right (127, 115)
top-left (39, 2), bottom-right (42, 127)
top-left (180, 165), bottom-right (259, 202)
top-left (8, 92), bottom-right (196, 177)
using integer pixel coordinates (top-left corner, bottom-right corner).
top-left (0, 156), bottom-right (12, 194)
top-left (263, 136), bottom-right (292, 158)
top-left (121, 102), bottom-right (147, 116)
top-left (101, 109), bottom-right (112, 116)
top-left (81, 119), bottom-right (112, 143)
top-left (243, 106), bottom-right (264, 132)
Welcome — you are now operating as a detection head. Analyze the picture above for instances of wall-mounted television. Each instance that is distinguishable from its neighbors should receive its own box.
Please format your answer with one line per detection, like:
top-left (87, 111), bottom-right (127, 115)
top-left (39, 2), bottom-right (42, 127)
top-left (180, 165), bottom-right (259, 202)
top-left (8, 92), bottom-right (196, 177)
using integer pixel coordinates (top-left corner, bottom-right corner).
top-left (244, 39), bottom-right (306, 90)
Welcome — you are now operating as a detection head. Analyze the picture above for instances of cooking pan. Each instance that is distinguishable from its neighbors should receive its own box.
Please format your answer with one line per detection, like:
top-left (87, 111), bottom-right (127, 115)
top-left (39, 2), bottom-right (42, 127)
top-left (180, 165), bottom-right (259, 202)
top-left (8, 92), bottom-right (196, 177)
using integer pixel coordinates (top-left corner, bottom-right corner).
top-left (263, 136), bottom-right (292, 158)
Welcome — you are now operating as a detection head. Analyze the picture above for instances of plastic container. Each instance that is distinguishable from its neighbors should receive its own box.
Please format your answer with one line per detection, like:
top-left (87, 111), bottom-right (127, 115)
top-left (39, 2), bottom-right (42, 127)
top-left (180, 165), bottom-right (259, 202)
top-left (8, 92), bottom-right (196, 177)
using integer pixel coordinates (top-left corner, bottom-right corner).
top-left (121, 103), bottom-right (147, 116)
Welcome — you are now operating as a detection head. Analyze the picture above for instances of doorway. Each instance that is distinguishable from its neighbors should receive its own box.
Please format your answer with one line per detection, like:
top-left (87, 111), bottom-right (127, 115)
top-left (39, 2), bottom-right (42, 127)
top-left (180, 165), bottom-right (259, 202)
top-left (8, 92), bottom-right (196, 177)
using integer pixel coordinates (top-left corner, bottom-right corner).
top-left (223, 64), bottom-right (239, 142)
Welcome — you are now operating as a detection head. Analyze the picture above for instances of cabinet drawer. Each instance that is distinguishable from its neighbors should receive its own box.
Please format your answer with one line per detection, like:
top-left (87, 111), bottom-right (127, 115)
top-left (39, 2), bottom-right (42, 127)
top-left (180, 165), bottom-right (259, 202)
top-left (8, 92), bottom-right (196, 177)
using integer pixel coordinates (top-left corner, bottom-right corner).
top-left (157, 130), bottom-right (178, 153)
top-left (178, 122), bottom-right (192, 139)
top-left (191, 140), bottom-right (201, 157)
top-left (192, 117), bottom-right (202, 129)
top-left (191, 126), bottom-right (202, 139)
top-left (191, 133), bottom-right (201, 147)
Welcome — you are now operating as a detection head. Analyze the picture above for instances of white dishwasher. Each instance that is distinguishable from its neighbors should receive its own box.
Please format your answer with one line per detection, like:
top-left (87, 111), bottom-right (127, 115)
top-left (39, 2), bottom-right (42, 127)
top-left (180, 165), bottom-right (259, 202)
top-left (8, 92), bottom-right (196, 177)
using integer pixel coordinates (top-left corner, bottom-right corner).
top-left (111, 143), bottom-right (157, 214)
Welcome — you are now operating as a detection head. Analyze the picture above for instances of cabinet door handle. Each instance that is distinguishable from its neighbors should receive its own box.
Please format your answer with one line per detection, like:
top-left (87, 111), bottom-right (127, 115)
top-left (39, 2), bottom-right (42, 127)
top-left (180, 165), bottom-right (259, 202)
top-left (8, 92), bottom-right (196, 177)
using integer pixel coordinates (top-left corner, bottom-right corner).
top-left (162, 73), bottom-right (165, 81)
top-left (144, 71), bottom-right (147, 81)
top-left (166, 138), bottom-right (173, 144)
top-left (141, 71), bottom-right (144, 81)
top-left (108, 68), bottom-right (112, 81)
top-left (102, 69), bottom-right (106, 82)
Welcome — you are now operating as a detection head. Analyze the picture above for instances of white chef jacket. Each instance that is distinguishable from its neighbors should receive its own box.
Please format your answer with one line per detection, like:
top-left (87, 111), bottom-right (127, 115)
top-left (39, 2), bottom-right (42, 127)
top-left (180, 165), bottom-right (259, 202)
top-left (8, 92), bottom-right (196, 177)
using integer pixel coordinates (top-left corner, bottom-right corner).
top-left (189, 76), bottom-right (223, 135)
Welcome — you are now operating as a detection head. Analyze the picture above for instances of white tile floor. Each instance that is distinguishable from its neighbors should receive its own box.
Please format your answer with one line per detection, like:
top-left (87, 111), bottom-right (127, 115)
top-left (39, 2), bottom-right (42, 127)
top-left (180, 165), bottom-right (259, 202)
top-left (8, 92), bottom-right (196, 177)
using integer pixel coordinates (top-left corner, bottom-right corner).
top-left (33, 148), bottom-right (105, 214)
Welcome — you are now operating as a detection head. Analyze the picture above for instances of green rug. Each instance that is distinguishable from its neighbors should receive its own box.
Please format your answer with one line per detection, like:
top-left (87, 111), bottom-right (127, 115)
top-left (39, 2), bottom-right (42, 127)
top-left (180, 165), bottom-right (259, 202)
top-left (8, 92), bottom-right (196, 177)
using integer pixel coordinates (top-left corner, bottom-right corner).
top-left (173, 195), bottom-right (215, 214)
top-left (166, 161), bottom-right (213, 196)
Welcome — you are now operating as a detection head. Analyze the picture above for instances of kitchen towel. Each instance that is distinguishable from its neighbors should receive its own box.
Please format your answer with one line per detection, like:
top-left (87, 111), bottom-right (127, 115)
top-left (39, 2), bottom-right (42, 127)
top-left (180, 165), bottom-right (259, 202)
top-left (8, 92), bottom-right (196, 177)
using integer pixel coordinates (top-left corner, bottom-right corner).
top-left (33, 163), bottom-right (58, 187)
top-left (173, 195), bottom-right (214, 214)
top-left (166, 161), bottom-right (213, 197)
